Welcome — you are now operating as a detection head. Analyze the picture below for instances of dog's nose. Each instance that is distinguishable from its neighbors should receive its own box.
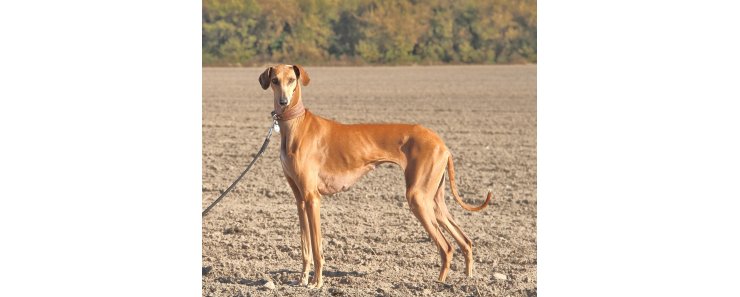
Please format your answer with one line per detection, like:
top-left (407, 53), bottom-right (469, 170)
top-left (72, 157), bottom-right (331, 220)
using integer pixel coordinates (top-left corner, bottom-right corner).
top-left (279, 98), bottom-right (288, 106)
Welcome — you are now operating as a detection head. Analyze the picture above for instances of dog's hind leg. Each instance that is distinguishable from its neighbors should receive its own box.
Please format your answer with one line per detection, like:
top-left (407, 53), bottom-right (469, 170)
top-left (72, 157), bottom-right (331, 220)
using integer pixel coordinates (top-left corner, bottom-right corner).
top-left (407, 187), bottom-right (454, 282)
top-left (433, 175), bottom-right (475, 276)
top-left (405, 154), bottom-right (456, 282)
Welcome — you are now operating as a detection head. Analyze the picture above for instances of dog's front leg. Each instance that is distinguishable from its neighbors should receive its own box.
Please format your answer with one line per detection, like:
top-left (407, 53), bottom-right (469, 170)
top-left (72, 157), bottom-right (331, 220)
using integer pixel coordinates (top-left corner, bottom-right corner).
top-left (287, 177), bottom-right (312, 286)
top-left (304, 190), bottom-right (324, 289)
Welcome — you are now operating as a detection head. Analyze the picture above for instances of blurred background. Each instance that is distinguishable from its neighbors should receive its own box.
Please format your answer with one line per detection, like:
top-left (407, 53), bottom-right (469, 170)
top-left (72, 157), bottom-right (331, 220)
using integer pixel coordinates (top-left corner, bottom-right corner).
top-left (203, 0), bottom-right (536, 66)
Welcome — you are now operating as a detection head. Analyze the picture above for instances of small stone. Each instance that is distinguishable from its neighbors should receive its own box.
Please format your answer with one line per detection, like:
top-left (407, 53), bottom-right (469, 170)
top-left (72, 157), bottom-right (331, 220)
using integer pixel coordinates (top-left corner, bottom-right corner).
top-left (223, 226), bottom-right (241, 235)
top-left (263, 280), bottom-right (276, 290)
top-left (493, 272), bottom-right (508, 280)
top-left (202, 266), bottom-right (212, 276)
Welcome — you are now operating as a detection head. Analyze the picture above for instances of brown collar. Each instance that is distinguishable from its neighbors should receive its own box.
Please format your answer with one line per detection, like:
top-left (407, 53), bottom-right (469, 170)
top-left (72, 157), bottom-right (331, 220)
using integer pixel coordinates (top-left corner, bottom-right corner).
top-left (272, 100), bottom-right (306, 121)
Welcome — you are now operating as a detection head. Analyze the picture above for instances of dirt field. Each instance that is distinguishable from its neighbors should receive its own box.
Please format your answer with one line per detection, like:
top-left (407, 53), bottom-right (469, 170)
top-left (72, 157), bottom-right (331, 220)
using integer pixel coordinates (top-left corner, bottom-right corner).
top-left (202, 65), bottom-right (536, 296)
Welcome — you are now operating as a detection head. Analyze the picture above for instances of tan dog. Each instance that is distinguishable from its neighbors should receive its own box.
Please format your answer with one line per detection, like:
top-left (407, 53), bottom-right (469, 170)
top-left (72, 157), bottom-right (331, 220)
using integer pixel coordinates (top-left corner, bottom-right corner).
top-left (259, 64), bottom-right (493, 288)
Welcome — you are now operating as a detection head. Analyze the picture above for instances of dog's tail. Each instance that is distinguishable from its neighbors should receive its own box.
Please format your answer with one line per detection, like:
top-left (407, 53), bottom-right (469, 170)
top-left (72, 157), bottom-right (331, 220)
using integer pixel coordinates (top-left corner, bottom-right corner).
top-left (446, 155), bottom-right (493, 211)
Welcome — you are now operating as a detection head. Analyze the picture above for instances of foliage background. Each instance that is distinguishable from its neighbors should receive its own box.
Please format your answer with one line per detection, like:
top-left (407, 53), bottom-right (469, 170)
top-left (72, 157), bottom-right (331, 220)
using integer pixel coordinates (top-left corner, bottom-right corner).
top-left (203, 0), bottom-right (536, 66)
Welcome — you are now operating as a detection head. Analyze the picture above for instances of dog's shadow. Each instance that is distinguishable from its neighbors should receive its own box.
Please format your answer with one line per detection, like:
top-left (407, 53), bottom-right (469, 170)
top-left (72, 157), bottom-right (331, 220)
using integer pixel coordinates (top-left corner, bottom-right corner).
top-left (205, 266), bottom-right (367, 287)
top-left (322, 270), bottom-right (367, 278)
top-left (267, 268), bottom-right (368, 285)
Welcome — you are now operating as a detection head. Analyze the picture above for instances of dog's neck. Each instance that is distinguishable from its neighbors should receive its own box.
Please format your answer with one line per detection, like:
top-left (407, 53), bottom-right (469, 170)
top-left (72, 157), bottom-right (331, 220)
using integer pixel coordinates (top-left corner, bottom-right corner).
top-left (274, 99), bottom-right (306, 122)
top-left (274, 95), bottom-right (308, 149)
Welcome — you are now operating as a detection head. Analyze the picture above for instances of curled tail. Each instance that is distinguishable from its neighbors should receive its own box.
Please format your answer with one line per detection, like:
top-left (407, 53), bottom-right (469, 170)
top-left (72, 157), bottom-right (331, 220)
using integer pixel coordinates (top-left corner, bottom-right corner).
top-left (447, 155), bottom-right (493, 211)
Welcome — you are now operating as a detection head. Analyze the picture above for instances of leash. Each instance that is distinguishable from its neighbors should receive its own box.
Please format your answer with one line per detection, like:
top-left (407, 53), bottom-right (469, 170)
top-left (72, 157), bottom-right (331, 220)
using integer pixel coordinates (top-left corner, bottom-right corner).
top-left (201, 116), bottom-right (278, 217)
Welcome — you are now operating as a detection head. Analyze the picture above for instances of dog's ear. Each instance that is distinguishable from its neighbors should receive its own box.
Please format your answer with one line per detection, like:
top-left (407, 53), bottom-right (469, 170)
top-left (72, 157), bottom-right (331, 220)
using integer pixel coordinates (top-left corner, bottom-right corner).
top-left (293, 64), bottom-right (310, 86)
top-left (258, 67), bottom-right (272, 90)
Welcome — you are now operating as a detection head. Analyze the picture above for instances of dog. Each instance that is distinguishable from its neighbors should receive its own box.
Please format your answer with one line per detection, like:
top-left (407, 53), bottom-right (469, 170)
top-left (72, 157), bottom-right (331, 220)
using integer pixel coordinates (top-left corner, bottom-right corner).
top-left (259, 64), bottom-right (493, 288)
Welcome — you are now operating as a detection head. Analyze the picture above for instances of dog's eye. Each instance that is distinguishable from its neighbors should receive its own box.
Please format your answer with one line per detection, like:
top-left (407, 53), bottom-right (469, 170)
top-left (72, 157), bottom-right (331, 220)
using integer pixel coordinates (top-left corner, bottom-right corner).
top-left (289, 78), bottom-right (295, 83)
top-left (271, 78), bottom-right (278, 84)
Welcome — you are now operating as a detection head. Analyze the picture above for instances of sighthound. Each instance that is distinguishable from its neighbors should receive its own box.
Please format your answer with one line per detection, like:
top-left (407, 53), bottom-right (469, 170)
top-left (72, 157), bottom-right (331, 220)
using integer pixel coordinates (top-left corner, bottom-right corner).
top-left (259, 64), bottom-right (493, 288)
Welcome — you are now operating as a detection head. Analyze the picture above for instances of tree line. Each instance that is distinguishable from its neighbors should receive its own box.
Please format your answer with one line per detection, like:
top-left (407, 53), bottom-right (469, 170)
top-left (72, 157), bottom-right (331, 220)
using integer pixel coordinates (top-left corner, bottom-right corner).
top-left (203, 0), bottom-right (536, 66)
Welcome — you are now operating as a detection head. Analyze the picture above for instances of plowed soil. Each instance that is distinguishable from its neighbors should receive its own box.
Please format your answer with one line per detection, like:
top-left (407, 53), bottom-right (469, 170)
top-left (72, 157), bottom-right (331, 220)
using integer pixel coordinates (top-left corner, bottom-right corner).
top-left (202, 65), bottom-right (536, 296)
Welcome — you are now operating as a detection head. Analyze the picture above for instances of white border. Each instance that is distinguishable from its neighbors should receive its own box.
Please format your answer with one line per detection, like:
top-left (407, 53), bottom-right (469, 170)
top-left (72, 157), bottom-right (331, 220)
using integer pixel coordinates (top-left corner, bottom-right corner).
top-left (540, 1), bottom-right (740, 295)
top-left (2, 1), bottom-right (202, 296)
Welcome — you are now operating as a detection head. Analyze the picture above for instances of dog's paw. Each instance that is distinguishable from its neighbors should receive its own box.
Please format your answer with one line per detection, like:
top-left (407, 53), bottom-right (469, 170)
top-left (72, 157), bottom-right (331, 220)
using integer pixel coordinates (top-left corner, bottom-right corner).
top-left (307, 277), bottom-right (323, 289)
top-left (296, 273), bottom-right (310, 287)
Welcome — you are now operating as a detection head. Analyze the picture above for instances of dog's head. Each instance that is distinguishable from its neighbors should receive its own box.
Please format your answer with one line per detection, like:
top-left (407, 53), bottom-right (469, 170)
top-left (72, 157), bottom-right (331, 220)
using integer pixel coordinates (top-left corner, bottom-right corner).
top-left (259, 64), bottom-right (310, 110)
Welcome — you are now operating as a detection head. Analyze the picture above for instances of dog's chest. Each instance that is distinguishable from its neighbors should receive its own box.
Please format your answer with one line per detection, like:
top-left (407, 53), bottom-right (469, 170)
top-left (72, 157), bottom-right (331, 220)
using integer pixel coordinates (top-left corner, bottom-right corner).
top-left (279, 149), bottom-right (296, 179)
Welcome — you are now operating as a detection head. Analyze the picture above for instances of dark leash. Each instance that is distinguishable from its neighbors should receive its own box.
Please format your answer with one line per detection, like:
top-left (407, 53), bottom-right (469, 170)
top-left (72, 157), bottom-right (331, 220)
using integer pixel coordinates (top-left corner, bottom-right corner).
top-left (201, 116), bottom-right (278, 217)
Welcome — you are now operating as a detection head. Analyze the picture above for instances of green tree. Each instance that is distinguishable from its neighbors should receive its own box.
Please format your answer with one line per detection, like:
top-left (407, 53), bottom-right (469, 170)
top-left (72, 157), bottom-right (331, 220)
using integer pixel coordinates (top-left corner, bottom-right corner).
top-left (202, 0), bottom-right (537, 66)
